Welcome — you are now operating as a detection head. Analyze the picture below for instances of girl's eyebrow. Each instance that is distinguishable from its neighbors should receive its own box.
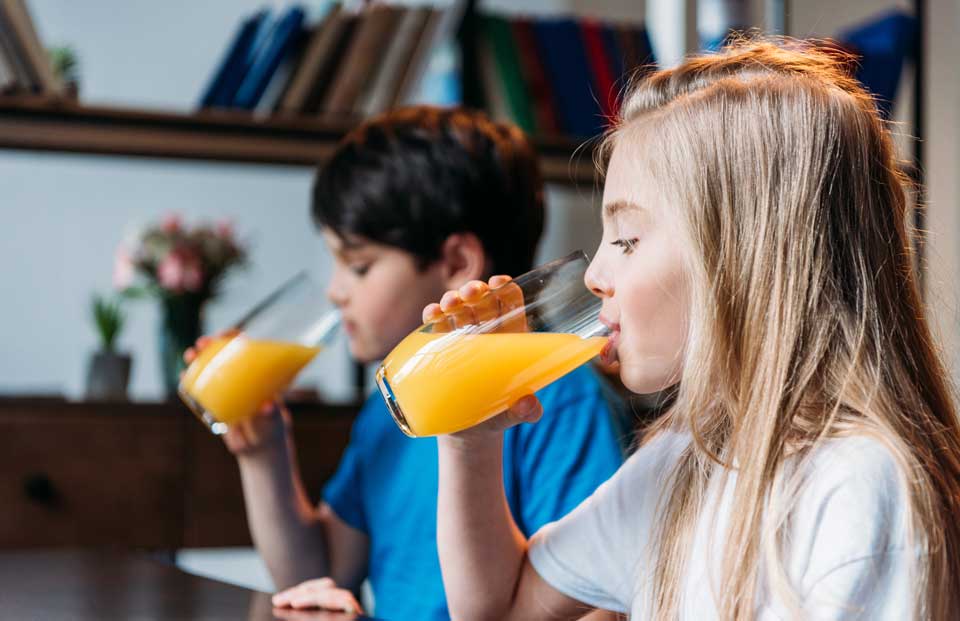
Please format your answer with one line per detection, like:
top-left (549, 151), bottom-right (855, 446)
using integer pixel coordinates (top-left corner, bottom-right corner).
top-left (603, 200), bottom-right (644, 217)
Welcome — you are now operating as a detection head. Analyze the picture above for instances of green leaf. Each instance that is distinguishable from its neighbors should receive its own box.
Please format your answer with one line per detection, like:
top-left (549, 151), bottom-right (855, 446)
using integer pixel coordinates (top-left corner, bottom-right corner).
top-left (92, 293), bottom-right (125, 351)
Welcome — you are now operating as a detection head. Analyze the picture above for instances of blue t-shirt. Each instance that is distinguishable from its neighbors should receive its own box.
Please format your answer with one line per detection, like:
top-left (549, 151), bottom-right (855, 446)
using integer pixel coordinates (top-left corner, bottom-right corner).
top-left (322, 365), bottom-right (624, 621)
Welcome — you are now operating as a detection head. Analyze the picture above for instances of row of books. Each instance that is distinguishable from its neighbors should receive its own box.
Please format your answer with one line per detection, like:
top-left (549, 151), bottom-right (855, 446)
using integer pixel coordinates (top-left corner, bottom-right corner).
top-left (199, 2), bottom-right (463, 119)
top-left (0, 0), bottom-right (63, 95)
top-left (477, 14), bottom-right (655, 138)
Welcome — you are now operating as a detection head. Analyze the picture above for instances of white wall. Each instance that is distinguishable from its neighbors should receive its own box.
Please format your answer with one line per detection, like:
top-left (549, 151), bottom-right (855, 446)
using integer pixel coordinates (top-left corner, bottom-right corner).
top-left (787, 0), bottom-right (916, 160)
top-left (924, 0), bottom-right (960, 380)
top-left (0, 0), bottom-right (606, 402)
top-left (787, 0), bottom-right (960, 386)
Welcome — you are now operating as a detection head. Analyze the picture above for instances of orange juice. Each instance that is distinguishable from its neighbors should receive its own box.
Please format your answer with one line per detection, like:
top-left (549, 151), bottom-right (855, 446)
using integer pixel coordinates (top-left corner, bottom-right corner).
top-left (179, 336), bottom-right (233, 394)
top-left (180, 335), bottom-right (320, 427)
top-left (378, 331), bottom-right (606, 436)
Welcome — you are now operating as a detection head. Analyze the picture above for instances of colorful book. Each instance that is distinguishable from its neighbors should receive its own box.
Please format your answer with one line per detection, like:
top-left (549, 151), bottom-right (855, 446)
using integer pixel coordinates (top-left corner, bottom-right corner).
top-left (233, 6), bottom-right (307, 109)
top-left (255, 29), bottom-right (309, 116)
top-left (350, 5), bottom-right (412, 117)
top-left (394, 0), bottom-right (468, 106)
top-left (617, 24), bottom-right (638, 75)
top-left (322, 4), bottom-right (403, 116)
top-left (600, 24), bottom-right (625, 87)
top-left (838, 10), bottom-right (916, 119)
top-left (265, 2), bottom-right (336, 113)
top-left (391, 8), bottom-right (442, 107)
top-left (635, 26), bottom-right (656, 73)
top-left (301, 11), bottom-right (358, 114)
top-left (358, 6), bottom-right (431, 117)
top-left (618, 24), bottom-right (656, 79)
top-left (0, 41), bottom-right (14, 92)
top-left (0, 13), bottom-right (30, 91)
top-left (200, 9), bottom-right (270, 108)
top-left (580, 19), bottom-right (617, 122)
top-left (511, 18), bottom-right (560, 135)
top-left (480, 14), bottom-right (535, 133)
top-left (0, 0), bottom-right (61, 94)
top-left (532, 18), bottom-right (604, 137)
top-left (279, 5), bottom-right (345, 114)
top-left (477, 32), bottom-right (510, 122)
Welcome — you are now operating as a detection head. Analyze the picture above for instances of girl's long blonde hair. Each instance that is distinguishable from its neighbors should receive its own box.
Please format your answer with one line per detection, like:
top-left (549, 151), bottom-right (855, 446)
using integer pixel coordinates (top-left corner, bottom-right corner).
top-left (603, 39), bottom-right (960, 619)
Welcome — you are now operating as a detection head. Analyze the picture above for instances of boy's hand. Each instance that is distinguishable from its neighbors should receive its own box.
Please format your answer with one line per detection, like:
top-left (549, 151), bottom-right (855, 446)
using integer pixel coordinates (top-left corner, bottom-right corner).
top-left (271, 577), bottom-right (363, 615)
top-left (182, 330), bottom-right (290, 456)
top-left (271, 608), bottom-right (359, 621)
top-left (421, 276), bottom-right (543, 437)
top-left (221, 401), bottom-right (291, 455)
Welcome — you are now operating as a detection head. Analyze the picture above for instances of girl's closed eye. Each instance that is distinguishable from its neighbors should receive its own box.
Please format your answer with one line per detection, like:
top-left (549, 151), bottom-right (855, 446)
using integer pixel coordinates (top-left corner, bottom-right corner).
top-left (611, 238), bottom-right (639, 254)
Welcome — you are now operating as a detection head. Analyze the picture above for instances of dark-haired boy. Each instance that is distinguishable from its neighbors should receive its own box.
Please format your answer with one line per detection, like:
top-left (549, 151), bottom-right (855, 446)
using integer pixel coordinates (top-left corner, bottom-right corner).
top-left (194, 107), bottom-right (622, 620)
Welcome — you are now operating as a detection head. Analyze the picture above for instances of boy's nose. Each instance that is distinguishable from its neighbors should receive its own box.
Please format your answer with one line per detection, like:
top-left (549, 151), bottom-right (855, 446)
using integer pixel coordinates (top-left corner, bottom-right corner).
top-left (325, 279), bottom-right (349, 308)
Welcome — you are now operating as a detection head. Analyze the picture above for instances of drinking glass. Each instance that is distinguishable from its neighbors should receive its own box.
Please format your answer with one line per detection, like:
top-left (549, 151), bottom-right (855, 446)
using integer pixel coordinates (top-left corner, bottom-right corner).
top-left (376, 251), bottom-right (608, 437)
top-left (179, 272), bottom-right (339, 435)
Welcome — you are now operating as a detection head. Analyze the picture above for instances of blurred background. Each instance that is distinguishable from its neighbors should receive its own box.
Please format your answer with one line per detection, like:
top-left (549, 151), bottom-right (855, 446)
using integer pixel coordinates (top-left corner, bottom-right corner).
top-left (0, 0), bottom-right (955, 597)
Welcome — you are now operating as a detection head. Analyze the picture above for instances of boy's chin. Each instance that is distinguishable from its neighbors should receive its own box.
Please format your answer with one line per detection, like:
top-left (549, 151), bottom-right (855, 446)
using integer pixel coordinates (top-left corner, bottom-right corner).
top-left (348, 339), bottom-right (389, 365)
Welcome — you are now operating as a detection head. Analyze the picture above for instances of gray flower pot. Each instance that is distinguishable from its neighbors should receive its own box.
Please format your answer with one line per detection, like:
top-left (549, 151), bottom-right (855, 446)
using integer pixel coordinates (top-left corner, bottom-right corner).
top-left (85, 351), bottom-right (132, 401)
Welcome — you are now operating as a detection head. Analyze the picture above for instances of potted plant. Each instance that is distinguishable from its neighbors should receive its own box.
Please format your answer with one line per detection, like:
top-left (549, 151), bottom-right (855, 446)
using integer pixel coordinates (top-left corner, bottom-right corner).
top-left (85, 293), bottom-right (131, 400)
top-left (48, 45), bottom-right (80, 99)
top-left (115, 214), bottom-right (247, 396)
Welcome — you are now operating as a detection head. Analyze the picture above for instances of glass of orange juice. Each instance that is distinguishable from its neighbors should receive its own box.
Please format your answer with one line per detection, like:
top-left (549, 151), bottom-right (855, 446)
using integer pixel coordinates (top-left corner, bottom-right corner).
top-left (178, 272), bottom-right (339, 435)
top-left (375, 251), bottom-right (609, 437)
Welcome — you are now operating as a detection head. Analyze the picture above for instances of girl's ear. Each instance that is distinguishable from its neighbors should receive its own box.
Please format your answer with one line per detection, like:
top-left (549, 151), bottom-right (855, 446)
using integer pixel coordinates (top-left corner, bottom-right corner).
top-left (437, 233), bottom-right (490, 289)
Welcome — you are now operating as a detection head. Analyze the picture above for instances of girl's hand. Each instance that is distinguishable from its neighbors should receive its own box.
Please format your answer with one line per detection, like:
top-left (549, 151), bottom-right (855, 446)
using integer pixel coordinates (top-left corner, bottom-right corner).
top-left (271, 577), bottom-right (364, 616)
top-left (421, 276), bottom-right (543, 438)
top-left (183, 330), bottom-right (290, 455)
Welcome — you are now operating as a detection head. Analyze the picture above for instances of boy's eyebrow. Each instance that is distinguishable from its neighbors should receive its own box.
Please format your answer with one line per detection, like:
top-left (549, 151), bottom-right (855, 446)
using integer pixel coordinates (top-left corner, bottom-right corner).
top-left (338, 238), bottom-right (369, 252)
top-left (602, 200), bottom-right (644, 217)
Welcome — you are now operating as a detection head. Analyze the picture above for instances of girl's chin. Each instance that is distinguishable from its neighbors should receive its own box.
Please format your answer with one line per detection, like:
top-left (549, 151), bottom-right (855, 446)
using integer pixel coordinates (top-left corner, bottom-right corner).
top-left (619, 363), bottom-right (679, 396)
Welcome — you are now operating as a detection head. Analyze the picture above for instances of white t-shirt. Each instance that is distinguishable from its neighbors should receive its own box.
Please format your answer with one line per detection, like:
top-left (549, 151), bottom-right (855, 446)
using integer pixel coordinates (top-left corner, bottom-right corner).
top-left (528, 431), bottom-right (919, 619)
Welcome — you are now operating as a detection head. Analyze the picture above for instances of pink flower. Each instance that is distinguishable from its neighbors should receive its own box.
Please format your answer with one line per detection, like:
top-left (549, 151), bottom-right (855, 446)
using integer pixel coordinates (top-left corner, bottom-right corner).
top-left (182, 258), bottom-right (204, 292)
top-left (157, 247), bottom-right (204, 293)
top-left (216, 220), bottom-right (234, 242)
top-left (160, 213), bottom-right (183, 235)
top-left (113, 247), bottom-right (135, 290)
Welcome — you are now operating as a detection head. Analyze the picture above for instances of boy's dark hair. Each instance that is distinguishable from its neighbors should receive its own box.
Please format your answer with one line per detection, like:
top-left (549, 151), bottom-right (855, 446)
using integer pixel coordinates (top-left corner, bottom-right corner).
top-left (312, 106), bottom-right (545, 276)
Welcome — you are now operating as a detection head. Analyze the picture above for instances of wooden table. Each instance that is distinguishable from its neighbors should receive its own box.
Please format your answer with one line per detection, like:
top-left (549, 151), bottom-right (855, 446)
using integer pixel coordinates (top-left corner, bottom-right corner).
top-left (0, 549), bottom-right (379, 620)
top-left (0, 397), bottom-right (358, 550)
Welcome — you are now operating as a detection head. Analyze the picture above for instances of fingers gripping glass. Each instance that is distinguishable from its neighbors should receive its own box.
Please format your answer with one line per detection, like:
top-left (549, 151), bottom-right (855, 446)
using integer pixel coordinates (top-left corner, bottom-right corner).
top-left (179, 273), bottom-right (340, 435)
top-left (376, 251), bottom-right (610, 437)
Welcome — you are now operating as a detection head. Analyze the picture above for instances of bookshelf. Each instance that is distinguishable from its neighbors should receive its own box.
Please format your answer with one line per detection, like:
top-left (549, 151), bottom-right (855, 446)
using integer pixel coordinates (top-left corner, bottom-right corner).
top-left (0, 96), bottom-right (597, 185)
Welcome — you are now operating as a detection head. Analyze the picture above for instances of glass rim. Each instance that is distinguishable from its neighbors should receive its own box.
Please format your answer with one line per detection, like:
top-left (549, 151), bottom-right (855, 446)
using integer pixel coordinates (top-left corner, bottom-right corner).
top-left (417, 249), bottom-right (603, 338)
top-left (510, 250), bottom-right (589, 288)
top-left (230, 270), bottom-right (312, 329)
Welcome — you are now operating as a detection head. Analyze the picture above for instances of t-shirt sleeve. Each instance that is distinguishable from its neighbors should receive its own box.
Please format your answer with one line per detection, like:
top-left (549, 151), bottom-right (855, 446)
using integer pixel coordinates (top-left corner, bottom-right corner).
top-left (512, 367), bottom-right (623, 536)
top-left (320, 399), bottom-right (377, 534)
top-left (527, 471), bottom-right (632, 612)
top-left (527, 430), bottom-right (688, 613)
top-left (762, 437), bottom-right (917, 619)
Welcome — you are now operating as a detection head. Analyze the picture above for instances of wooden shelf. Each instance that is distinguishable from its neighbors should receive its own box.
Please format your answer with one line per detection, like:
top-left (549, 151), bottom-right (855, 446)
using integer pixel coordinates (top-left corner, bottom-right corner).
top-left (0, 97), bottom-right (596, 185)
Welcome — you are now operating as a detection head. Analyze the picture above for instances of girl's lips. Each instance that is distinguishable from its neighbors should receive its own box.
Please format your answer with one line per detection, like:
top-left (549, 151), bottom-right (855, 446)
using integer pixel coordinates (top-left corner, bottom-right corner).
top-left (600, 330), bottom-right (620, 366)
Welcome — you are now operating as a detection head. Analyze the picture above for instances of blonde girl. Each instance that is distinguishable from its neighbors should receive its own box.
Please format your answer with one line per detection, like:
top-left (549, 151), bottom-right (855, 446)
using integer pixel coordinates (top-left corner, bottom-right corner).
top-left (425, 40), bottom-right (960, 620)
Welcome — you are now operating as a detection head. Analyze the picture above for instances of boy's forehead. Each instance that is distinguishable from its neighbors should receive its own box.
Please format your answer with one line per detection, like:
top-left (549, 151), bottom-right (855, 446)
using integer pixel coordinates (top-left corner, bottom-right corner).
top-left (322, 229), bottom-right (373, 253)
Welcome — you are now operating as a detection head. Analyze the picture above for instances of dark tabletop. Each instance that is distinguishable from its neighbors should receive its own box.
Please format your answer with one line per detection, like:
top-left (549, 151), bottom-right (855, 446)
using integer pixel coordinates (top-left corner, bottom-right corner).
top-left (0, 549), bottom-right (379, 621)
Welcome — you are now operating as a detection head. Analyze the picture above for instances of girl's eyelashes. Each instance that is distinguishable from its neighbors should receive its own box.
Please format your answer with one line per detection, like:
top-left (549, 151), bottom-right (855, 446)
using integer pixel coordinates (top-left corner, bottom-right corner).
top-left (350, 263), bottom-right (371, 276)
top-left (611, 238), bottom-right (639, 254)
